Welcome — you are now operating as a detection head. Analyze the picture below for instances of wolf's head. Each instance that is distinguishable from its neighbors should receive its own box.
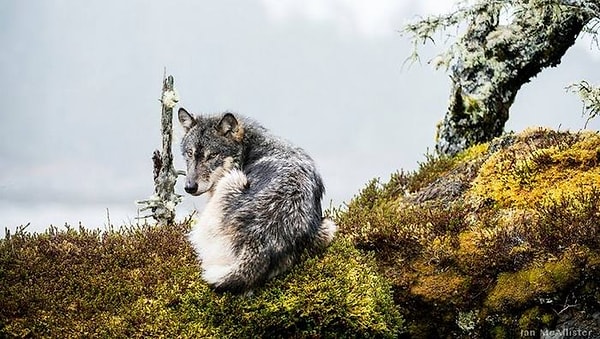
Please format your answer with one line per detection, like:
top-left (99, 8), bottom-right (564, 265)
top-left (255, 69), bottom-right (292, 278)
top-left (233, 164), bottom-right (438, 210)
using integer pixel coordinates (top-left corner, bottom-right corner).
top-left (178, 108), bottom-right (245, 196)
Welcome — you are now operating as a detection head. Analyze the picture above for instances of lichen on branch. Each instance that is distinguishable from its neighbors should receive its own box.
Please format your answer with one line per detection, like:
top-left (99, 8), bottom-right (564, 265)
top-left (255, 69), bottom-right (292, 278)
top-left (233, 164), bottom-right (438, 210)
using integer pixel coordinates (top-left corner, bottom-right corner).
top-left (404, 0), bottom-right (600, 156)
top-left (567, 80), bottom-right (600, 127)
top-left (136, 74), bottom-right (182, 224)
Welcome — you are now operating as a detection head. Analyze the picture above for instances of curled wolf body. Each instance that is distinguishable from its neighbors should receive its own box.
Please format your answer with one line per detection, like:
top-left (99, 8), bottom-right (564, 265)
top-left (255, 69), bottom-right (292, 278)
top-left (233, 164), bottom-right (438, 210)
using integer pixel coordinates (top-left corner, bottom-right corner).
top-left (178, 108), bottom-right (336, 293)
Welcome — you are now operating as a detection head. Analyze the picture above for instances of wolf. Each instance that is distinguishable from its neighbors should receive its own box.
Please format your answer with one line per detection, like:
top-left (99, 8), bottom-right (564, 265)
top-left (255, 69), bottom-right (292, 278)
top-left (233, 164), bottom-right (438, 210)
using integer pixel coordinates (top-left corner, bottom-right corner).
top-left (178, 108), bottom-right (337, 293)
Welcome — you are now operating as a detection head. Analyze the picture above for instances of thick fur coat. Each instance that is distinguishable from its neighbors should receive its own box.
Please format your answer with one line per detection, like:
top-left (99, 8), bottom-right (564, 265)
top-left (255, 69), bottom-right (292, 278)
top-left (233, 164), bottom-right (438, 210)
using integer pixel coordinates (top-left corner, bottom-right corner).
top-left (178, 108), bottom-right (336, 293)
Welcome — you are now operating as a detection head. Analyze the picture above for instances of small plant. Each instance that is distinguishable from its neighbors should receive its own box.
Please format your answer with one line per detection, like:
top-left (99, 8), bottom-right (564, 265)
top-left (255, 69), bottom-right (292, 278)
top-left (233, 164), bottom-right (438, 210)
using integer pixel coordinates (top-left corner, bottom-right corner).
top-left (567, 80), bottom-right (600, 128)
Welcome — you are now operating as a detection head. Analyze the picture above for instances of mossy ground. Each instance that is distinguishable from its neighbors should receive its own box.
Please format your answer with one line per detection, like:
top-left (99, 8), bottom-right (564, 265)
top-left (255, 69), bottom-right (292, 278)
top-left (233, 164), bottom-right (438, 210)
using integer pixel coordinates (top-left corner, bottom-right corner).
top-left (2, 128), bottom-right (599, 338)
top-left (0, 221), bottom-right (401, 338)
top-left (335, 128), bottom-right (600, 337)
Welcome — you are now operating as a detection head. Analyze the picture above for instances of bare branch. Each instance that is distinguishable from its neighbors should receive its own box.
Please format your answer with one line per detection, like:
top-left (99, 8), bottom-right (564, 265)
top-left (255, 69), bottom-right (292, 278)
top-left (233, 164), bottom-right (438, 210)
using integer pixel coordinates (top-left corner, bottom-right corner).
top-left (136, 73), bottom-right (182, 225)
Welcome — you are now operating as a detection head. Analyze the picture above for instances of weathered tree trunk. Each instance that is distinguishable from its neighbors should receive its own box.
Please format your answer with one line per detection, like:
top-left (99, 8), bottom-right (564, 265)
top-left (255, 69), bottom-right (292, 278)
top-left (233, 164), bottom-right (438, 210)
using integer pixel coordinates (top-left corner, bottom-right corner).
top-left (137, 74), bottom-right (182, 224)
top-left (435, 2), bottom-right (596, 156)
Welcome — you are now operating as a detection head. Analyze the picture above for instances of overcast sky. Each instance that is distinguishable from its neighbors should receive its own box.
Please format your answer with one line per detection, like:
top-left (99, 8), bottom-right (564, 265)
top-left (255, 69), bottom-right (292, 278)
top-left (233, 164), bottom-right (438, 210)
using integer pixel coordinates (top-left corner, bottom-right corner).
top-left (1, 0), bottom-right (599, 235)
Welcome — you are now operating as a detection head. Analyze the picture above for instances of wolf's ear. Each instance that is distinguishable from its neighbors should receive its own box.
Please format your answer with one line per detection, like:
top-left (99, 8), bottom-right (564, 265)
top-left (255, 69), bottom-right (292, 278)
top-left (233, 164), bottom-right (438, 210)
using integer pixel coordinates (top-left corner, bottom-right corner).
top-left (216, 113), bottom-right (244, 141)
top-left (178, 108), bottom-right (196, 132)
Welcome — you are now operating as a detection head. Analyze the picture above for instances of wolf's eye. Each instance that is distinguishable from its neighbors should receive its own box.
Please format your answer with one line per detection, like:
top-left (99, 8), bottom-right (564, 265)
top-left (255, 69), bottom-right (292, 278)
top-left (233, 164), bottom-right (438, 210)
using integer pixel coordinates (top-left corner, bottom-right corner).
top-left (205, 153), bottom-right (217, 160)
top-left (185, 149), bottom-right (194, 158)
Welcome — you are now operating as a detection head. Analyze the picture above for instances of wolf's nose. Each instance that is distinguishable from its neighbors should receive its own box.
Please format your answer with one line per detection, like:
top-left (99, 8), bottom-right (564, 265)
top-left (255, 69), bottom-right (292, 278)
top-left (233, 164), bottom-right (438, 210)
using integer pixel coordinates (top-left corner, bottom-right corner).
top-left (184, 182), bottom-right (198, 194)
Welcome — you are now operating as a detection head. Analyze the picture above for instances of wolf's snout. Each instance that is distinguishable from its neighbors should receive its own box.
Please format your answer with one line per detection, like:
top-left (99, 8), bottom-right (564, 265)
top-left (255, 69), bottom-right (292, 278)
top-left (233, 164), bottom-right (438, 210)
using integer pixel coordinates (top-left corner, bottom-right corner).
top-left (184, 182), bottom-right (198, 194)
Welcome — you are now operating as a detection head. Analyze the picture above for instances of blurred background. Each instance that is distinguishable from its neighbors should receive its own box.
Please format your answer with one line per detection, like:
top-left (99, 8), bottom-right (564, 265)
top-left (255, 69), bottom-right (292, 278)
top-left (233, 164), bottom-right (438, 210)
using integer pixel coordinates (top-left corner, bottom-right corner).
top-left (1, 0), bottom-right (599, 234)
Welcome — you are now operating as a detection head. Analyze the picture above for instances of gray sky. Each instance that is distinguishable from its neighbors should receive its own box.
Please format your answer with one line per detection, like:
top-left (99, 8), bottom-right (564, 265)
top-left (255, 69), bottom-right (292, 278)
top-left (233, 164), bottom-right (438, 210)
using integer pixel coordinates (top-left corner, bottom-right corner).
top-left (1, 0), bottom-right (599, 234)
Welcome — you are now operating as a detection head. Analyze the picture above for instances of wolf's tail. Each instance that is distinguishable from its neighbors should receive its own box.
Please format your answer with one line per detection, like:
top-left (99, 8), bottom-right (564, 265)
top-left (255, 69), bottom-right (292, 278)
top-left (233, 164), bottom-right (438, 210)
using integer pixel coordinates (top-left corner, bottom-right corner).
top-left (317, 218), bottom-right (337, 246)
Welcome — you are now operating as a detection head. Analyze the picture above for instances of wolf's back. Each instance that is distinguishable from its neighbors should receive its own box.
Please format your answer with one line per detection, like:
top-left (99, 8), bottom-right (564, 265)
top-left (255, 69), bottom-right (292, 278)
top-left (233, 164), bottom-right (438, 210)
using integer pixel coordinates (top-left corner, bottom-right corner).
top-left (185, 113), bottom-right (336, 293)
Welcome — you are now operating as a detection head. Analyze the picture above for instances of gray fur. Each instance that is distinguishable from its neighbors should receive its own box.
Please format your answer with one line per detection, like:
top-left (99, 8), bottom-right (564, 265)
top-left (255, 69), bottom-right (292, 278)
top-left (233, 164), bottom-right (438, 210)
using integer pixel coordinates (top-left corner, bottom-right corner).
top-left (178, 108), bottom-right (337, 293)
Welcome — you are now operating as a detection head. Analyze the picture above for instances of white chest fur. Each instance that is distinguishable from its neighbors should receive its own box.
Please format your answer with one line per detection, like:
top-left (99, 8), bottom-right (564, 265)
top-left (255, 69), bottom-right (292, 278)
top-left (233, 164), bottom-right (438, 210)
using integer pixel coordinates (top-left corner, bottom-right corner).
top-left (188, 194), bottom-right (237, 285)
top-left (187, 169), bottom-right (249, 285)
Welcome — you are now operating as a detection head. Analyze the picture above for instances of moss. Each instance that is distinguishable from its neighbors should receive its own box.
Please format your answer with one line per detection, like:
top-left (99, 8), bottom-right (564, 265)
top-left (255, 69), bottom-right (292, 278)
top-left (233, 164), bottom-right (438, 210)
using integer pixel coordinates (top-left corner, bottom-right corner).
top-left (406, 153), bottom-right (458, 193)
top-left (518, 306), bottom-right (555, 331)
top-left (463, 94), bottom-right (483, 116)
top-left (489, 325), bottom-right (510, 339)
top-left (0, 225), bottom-right (403, 338)
top-left (469, 129), bottom-right (600, 209)
top-left (405, 143), bottom-right (489, 195)
top-left (3, 128), bottom-right (599, 337)
top-left (335, 128), bottom-right (600, 337)
top-left (484, 249), bottom-right (581, 312)
top-left (456, 142), bottom-right (490, 162)
top-left (411, 268), bottom-right (471, 305)
top-left (112, 238), bottom-right (404, 337)
top-left (455, 208), bottom-right (538, 274)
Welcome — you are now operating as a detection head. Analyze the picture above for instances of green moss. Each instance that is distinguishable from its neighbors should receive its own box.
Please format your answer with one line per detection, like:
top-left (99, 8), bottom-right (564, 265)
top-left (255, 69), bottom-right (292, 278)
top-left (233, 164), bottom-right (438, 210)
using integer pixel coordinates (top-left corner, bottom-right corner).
top-left (485, 250), bottom-right (581, 311)
top-left (463, 94), bottom-right (483, 116)
top-left (489, 325), bottom-right (510, 339)
top-left (115, 239), bottom-right (402, 337)
top-left (0, 225), bottom-right (402, 337)
top-left (517, 306), bottom-right (555, 331)
top-left (3, 128), bottom-right (599, 337)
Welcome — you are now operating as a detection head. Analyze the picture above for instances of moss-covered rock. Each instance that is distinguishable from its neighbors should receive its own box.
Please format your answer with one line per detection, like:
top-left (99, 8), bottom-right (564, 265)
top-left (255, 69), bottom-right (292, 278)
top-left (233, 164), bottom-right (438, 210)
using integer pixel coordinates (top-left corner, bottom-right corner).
top-left (336, 128), bottom-right (600, 337)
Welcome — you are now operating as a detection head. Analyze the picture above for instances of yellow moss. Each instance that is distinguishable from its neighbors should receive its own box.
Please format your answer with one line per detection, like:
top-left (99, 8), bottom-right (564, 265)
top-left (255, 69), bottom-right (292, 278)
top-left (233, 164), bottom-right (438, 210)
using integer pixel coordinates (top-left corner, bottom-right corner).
top-left (485, 252), bottom-right (580, 311)
top-left (456, 230), bottom-right (487, 271)
top-left (455, 210), bottom-right (533, 273)
top-left (424, 235), bottom-right (456, 264)
top-left (458, 142), bottom-right (490, 162)
top-left (468, 130), bottom-right (600, 209)
top-left (411, 268), bottom-right (470, 304)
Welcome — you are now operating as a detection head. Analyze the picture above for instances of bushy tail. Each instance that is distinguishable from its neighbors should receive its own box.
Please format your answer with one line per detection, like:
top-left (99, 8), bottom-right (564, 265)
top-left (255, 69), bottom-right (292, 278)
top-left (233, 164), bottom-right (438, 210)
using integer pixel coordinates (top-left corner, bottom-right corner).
top-left (317, 218), bottom-right (337, 246)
